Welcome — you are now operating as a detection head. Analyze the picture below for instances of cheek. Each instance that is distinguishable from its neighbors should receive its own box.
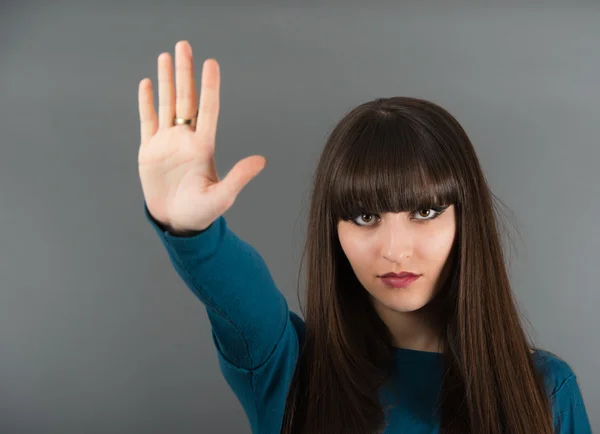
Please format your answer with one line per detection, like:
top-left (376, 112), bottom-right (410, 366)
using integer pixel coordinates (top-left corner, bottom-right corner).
top-left (339, 238), bottom-right (364, 263)
top-left (418, 227), bottom-right (455, 261)
top-left (338, 236), bottom-right (376, 272)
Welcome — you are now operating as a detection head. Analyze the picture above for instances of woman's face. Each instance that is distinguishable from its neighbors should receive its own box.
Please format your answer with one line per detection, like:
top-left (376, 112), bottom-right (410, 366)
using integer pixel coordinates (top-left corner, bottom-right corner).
top-left (337, 205), bottom-right (457, 315)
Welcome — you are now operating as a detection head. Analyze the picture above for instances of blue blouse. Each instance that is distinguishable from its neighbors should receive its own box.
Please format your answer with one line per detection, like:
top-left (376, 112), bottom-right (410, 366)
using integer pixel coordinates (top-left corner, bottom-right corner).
top-left (144, 203), bottom-right (592, 433)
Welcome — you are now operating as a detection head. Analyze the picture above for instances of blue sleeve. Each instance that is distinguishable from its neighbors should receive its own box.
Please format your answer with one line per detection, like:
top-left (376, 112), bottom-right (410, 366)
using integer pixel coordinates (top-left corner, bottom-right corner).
top-left (143, 201), bottom-right (290, 371)
top-left (552, 375), bottom-right (592, 434)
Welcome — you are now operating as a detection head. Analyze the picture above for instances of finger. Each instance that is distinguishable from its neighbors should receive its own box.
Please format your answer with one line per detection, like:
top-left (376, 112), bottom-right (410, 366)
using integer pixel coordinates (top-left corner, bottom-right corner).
top-left (158, 52), bottom-right (175, 129)
top-left (175, 40), bottom-right (198, 124)
top-left (138, 78), bottom-right (158, 145)
top-left (195, 58), bottom-right (220, 149)
top-left (219, 156), bottom-right (267, 198)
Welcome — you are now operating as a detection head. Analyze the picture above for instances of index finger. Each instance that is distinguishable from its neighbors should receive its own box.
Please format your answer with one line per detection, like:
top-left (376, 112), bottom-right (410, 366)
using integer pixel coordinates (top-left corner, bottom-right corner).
top-left (195, 58), bottom-right (221, 149)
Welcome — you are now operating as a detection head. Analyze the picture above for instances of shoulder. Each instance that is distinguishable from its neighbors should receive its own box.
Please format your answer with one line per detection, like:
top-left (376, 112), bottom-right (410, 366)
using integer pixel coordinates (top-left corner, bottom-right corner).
top-left (530, 349), bottom-right (592, 431)
top-left (530, 348), bottom-right (577, 397)
top-left (289, 310), bottom-right (307, 347)
top-left (289, 310), bottom-right (306, 330)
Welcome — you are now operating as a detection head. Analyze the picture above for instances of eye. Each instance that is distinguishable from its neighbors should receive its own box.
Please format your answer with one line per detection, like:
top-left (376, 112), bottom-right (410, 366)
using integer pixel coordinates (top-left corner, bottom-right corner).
top-left (350, 214), bottom-right (379, 226)
top-left (413, 209), bottom-right (437, 220)
top-left (348, 206), bottom-right (448, 227)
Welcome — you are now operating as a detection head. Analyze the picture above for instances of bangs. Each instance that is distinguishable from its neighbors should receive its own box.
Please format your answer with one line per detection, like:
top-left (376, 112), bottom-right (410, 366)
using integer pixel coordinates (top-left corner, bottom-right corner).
top-left (329, 114), bottom-right (460, 221)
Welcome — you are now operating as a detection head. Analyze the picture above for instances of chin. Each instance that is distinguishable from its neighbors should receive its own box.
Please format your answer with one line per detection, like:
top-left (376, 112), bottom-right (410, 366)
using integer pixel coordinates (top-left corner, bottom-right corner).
top-left (385, 299), bottom-right (431, 314)
top-left (370, 291), bottom-right (434, 314)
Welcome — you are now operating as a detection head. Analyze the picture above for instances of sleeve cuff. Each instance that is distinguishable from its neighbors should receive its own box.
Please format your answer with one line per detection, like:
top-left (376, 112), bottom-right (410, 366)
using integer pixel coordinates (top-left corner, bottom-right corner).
top-left (143, 200), bottom-right (226, 261)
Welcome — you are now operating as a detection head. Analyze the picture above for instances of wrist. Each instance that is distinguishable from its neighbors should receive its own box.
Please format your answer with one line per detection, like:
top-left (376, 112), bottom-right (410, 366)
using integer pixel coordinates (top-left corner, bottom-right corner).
top-left (168, 228), bottom-right (203, 237)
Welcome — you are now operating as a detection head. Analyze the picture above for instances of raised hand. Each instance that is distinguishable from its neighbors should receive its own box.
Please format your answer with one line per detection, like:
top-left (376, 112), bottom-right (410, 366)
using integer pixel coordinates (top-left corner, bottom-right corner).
top-left (137, 40), bottom-right (267, 234)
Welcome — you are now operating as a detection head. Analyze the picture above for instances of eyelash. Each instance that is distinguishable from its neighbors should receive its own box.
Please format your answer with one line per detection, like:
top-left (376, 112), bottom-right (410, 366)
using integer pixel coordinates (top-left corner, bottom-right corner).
top-left (347, 206), bottom-right (448, 227)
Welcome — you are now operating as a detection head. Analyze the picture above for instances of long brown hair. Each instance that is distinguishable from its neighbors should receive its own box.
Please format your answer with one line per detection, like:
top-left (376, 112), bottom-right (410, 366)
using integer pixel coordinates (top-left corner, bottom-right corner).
top-left (280, 97), bottom-right (555, 433)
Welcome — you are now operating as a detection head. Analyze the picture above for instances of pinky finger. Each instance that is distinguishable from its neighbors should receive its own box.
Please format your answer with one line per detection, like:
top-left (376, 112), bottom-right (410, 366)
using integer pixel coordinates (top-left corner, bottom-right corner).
top-left (138, 78), bottom-right (158, 145)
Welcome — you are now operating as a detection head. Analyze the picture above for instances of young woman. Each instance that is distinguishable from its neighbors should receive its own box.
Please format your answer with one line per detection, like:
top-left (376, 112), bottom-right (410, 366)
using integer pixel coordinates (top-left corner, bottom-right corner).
top-left (137, 40), bottom-right (592, 434)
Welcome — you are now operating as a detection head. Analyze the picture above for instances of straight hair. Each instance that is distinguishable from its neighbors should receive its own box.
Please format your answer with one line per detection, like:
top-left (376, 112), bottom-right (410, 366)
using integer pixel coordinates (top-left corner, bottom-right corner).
top-left (280, 97), bottom-right (555, 433)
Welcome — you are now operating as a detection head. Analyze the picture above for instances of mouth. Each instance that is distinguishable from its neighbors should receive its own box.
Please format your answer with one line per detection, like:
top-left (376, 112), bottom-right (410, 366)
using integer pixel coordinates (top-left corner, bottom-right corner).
top-left (379, 273), bottom-right (421, 288)
top-left (379, 271), bottom-right (419, 278)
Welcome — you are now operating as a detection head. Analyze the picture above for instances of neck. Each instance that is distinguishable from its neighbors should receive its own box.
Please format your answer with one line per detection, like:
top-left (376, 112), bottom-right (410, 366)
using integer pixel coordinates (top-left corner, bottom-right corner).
top-left (371, 297), bottom-right (444, 353)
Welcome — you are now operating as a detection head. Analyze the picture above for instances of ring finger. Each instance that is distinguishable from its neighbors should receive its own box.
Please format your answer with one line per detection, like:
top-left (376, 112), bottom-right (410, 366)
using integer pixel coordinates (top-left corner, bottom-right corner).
top-left (175, 41), bottom-right (198, 128)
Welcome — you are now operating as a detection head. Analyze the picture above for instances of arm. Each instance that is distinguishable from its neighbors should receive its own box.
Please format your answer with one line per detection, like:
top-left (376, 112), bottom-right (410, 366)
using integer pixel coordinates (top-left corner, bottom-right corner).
top-left (144, 201), bottom-right (290, 371)
top-left (551, 375), bottom-right (592, 434)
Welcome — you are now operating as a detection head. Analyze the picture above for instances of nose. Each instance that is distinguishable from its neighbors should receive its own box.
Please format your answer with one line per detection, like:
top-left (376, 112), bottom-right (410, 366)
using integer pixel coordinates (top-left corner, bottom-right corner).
top-left (381, 218), bottom-right (413, 263)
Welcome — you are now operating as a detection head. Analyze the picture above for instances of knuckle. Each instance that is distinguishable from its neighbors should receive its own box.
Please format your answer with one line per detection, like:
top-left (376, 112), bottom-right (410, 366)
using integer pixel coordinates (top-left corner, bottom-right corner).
top-left (177, 88), bottom-right (195, 101)
top-left (202, 81), bottom-right (218, 91)
top-left (200, 101), bottom-right (216, 114)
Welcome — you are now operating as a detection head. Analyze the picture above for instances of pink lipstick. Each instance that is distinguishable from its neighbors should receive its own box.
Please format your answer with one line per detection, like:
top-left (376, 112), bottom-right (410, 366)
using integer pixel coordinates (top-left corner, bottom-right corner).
top-left (379, 272), bottom-right (421, 288)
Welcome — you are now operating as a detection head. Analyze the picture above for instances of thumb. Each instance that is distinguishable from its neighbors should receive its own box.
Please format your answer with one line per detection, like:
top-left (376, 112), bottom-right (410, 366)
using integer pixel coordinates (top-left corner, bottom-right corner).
top-left (218, 155), bottom-right (267, 199)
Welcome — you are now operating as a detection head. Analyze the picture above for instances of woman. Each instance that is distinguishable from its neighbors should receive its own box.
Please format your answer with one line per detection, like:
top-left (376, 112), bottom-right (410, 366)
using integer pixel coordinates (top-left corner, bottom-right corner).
top-left (137, 40), bottom-right (591, 433)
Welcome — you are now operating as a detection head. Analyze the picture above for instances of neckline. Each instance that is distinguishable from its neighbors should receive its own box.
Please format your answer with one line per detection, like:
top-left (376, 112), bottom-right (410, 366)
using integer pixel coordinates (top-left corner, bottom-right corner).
top-left (392, 346), bottom-right (444, 359)
top-left (392, 347), bottom-right (542, 358)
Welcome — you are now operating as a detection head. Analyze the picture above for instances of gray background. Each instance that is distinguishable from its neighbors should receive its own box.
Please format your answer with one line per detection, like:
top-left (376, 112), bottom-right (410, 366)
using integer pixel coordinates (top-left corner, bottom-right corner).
top-left (1, 1), bottom-right (598, 433)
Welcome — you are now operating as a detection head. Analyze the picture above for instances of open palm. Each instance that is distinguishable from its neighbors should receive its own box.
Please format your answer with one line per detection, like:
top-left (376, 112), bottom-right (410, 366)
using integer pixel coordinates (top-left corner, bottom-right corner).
top-left (137, 40), bottom-right (267, 233)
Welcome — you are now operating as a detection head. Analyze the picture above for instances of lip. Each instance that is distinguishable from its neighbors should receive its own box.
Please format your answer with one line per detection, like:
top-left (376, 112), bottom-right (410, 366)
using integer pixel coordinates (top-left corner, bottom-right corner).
top-left (379, 273), bottom-right (421, 288)
top-left (380, 272), bottom-right (419, 278)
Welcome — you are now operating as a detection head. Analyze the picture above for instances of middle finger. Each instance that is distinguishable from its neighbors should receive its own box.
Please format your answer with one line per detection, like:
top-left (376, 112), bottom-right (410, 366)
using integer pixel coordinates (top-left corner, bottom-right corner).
top-left (175, 41), bottom-right (198, 126)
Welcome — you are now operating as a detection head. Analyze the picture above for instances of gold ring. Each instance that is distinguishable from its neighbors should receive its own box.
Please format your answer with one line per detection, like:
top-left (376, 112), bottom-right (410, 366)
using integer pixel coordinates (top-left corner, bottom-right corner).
top-left (173, 110), bottom-right (198, 127)
top-left (173, 117), bottom-right (195, 126)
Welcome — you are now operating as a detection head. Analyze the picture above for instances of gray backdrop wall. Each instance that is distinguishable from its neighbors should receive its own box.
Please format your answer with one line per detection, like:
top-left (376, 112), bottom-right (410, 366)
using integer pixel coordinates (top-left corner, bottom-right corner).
top-left (1, 1), bottom-right (598, 433)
